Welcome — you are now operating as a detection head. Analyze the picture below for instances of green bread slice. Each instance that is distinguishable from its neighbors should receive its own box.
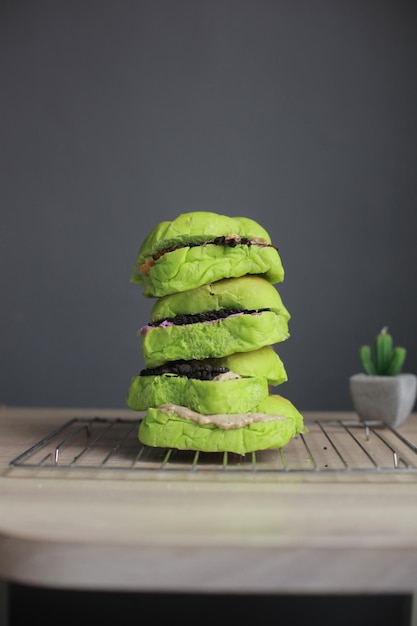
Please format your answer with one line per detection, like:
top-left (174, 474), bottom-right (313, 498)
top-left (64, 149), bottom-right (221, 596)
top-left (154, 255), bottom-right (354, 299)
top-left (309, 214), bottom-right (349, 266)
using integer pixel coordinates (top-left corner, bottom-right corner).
top-left (138, 394), bottom-right (306, 455)
top-left (127, 374), bottom-right (269, 414)
top-left (132, 212), bottom-right (284, 297)
top-left (149, 275), bottom-right (289, 321)
top-left (142, 311), bottom-right (289, 368)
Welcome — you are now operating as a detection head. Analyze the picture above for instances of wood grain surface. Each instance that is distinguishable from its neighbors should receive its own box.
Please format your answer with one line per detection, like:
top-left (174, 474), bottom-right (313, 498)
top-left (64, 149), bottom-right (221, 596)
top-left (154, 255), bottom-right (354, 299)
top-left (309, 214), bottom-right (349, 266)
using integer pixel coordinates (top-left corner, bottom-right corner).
top-left (1, 406), bottom-right (417, 593)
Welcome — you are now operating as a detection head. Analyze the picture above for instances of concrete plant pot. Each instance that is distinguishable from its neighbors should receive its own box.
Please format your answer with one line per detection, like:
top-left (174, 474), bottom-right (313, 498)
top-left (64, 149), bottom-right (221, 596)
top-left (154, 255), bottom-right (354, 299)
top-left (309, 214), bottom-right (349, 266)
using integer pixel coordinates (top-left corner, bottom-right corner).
top-left (349, 373), bottom-right (417, 428)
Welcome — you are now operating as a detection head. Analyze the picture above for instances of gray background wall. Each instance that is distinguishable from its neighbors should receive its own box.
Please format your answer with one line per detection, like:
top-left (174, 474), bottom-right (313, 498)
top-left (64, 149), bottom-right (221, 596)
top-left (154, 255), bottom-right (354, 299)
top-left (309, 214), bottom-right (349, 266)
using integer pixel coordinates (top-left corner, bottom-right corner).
top-left (1, 0), bottom-right (417, 412)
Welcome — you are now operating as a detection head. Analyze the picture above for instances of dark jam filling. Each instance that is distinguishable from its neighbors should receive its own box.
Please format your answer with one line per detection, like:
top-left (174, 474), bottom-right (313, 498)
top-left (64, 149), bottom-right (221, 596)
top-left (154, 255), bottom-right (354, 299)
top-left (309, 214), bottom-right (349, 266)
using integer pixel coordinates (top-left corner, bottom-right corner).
top-left (140, 361), bottom-right (230, 380)
top-left (149, 307), bottom-right (269, 327)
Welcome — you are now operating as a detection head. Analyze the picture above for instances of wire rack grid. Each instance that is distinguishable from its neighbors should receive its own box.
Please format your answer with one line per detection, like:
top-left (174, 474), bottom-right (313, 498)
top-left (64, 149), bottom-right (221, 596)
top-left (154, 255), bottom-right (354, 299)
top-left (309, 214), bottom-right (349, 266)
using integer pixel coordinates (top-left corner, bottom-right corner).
top-left (8, 415), bottom-right (417, 479)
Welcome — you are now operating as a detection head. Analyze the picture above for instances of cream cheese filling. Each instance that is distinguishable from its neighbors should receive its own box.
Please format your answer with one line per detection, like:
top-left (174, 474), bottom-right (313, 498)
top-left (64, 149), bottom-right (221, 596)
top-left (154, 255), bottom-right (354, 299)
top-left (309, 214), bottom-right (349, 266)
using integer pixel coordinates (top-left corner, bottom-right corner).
top-left (157, 403), bottom-right (286, 430)
top-left (212, 370), bottom-right (240, 381)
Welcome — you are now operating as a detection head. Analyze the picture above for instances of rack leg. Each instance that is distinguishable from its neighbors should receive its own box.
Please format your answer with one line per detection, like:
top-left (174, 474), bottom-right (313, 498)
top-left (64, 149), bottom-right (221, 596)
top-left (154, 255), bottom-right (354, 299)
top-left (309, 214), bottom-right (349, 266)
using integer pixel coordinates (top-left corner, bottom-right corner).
top-left (0, 581), bottom-right (8, 626)
top-left (411, 594), bottom-right (417, 626)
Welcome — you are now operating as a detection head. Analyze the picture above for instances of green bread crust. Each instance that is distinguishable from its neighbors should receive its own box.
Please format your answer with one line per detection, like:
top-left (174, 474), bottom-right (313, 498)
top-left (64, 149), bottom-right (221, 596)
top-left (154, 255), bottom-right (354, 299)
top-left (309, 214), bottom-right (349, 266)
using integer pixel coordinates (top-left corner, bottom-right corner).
top-left (208, 346), bottom-right (287, 385)
top-left (141, 311), bottom-right (289, 368)
top-left (150, 275), bottom-right (289, 322)
top-left (138, 394), bottom-right (306, 454)
top-left (127, 374), bottom-right (269, 414)
top-left (132, 213), bottom-right (284, 297)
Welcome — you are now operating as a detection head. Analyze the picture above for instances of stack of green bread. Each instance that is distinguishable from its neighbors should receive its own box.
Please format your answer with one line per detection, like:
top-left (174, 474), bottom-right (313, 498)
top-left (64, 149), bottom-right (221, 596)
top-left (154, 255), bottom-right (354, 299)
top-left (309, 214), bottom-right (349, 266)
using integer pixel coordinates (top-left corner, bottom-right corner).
top-left (126, 211), bottom-right (305, 455)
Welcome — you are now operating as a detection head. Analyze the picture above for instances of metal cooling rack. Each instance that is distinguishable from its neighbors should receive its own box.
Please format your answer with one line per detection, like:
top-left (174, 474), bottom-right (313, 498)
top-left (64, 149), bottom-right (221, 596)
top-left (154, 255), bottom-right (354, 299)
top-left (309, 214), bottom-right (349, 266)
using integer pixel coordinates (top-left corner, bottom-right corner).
top-left (8, 416), bottom-right (417, 476)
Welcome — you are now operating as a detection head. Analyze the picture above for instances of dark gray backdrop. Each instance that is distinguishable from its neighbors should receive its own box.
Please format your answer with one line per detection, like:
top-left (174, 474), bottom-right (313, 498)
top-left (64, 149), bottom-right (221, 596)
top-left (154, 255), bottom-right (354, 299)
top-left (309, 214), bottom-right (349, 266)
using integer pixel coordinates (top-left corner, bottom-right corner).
top-left (1, 0), bottom-right (417, 412)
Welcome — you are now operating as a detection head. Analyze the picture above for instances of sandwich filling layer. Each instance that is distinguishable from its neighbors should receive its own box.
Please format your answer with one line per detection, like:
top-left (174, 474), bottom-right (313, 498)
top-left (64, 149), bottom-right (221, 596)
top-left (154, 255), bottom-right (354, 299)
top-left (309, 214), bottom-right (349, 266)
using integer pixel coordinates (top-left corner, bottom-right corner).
top-left (140, 361), bottom-right (233, 380)
top-left (140, 308), bottom-right (270, 336)
top-left (156, 403), bottom-right (286, 429)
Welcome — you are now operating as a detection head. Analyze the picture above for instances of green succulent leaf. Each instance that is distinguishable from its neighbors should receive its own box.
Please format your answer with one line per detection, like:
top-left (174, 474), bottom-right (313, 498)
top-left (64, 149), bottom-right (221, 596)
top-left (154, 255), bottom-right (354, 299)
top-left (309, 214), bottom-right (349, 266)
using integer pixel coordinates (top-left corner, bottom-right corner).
top-left (385, 347), bottom-right (407, 376)
top-left (359, 345), bottom-right (377, 375)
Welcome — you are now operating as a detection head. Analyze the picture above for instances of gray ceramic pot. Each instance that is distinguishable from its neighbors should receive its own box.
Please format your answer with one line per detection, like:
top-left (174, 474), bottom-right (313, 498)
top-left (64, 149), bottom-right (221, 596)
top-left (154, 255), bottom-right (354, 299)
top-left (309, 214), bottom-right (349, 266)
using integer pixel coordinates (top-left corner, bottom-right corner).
top-left (349, 373), bottom-right (417, 428)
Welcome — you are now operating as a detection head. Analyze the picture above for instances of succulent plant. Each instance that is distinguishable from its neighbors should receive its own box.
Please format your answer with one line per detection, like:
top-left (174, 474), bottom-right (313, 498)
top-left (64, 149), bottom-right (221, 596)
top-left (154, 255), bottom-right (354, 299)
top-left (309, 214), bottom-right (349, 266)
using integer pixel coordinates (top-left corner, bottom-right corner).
top-left (359, 326), bottom-right (406, 376)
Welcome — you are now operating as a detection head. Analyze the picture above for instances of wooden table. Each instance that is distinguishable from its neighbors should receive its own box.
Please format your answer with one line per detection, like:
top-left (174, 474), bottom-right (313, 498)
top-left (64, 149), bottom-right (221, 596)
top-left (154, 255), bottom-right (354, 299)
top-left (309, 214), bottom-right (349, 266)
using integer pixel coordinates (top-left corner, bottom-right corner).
top-left (1, 406), bottom-right (417, 605)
